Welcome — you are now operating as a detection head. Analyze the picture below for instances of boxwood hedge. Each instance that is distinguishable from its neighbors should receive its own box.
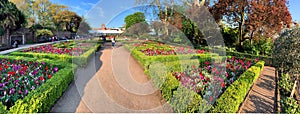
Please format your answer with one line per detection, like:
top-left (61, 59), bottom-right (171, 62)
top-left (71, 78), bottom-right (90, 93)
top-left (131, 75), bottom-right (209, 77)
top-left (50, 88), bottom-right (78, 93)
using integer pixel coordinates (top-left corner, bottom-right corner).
top-left (0, 56), bottom-right (77, 113)
top-left (126, 43), bottom-right (265, 113)
top-left (9, 44), bottom-right (101, 67)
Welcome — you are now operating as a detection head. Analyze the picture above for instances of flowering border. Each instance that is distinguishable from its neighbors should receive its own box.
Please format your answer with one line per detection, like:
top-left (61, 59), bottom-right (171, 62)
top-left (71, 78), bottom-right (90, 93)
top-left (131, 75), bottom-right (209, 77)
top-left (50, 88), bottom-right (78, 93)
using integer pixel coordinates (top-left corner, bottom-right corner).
top-left (0, 56), bottom-right (77, 113)
top-left (125, 42), bottom-right (265, 112)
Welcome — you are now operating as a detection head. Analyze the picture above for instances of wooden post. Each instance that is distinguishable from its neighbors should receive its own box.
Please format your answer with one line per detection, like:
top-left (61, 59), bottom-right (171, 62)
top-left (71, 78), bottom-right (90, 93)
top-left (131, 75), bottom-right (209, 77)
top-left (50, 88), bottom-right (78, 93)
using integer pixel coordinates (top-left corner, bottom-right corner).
top-left (290, 81), bottom-right (298, 98)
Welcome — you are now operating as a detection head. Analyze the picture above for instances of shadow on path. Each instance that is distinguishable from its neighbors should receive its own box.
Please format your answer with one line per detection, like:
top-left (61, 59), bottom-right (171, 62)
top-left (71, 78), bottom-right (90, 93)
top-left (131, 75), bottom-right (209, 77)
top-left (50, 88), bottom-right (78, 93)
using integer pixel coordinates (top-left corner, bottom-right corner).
top-left (50, 46), bottom-right (103, 113)
top-left (239, 66), bottom-right (276, 113)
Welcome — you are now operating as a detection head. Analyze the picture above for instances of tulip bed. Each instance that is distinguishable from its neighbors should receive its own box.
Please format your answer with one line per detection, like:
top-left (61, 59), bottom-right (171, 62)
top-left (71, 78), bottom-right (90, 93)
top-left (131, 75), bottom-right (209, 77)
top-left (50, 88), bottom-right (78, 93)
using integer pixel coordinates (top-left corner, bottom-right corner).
top-left (125, 40), bottom-right (265, 113)
top-left (171, 57), bottom-right (259, 100)
top-left (21, 41), bottom-right (87, 56)
top-left (0, 59), bottom-right (59, 108)
top-left (0, 56), bottom-right (76, 113)
top-left (10, 41), bottom-right (101, 66)
top-left (131, 40), bottom-right (208, 56)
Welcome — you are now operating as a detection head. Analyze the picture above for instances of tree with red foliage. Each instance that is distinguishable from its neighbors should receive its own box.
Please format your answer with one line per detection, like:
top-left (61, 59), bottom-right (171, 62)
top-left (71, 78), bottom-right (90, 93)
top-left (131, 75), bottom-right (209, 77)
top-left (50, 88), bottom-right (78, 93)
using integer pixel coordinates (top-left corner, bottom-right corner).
top-left (210, 0), bottom-right (292, 48)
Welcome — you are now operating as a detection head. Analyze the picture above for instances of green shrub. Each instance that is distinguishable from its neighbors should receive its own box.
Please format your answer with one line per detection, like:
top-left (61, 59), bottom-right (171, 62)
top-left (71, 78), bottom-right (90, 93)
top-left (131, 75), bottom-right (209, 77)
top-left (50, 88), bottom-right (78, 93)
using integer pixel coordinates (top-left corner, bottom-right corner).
top-left (0, 56), bottom-right (77, 113)
top-left (210, 61), bottom-right (264, 113)
top-left (273, 28), bottom-right (300, 74)
top-left (126, 44), bottom-right (219, 69)
top-left (170, 86), bottom-right (211, 113)
top-left (280, 96), bottom-right (300, 114)
top-left (36, 29), bottom-right (53, 37)
top-left (195, 46), bottom-right (272, 66)
top-left (10, 44), bottom-right (101, 67)
top-left (279, 73), bottom-right (294, 96)
top-left (148, 62), bottom-right (179, 101)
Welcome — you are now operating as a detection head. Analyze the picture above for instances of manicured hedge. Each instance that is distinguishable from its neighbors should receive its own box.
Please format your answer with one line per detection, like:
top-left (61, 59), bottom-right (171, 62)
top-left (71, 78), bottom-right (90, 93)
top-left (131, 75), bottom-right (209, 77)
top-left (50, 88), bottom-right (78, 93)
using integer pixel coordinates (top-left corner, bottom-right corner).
top-left (10, 44), bottom-right (101, 67)
top-left (126, 44), bottom-right (219, 69)
top-left (209, 61), bottom-right (265, 113)
top-left (0, 56), bottom-right (77, 113)
top-left (196, 46), bottom-right (272, 66)
top-left (148, 58), bottom-right (223, 113)
top-left (226, 51), bottom-right (272, 66)
top-left (126, 43), bottom-right (265, 113)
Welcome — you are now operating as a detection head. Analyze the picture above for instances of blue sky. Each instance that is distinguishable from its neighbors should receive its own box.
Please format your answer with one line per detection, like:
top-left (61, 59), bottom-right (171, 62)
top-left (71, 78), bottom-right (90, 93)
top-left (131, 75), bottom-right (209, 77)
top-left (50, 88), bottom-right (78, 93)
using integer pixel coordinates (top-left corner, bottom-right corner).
top-left (50, 0), bottom-right (300, 28)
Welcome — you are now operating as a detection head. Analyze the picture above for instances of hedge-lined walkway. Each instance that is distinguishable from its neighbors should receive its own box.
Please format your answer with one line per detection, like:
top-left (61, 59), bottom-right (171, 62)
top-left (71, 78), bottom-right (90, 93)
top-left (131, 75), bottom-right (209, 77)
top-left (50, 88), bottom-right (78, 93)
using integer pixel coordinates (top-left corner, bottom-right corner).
top-left (51, 43), bottom-right (172, 112)
top-left (239, 66), bottom-right (277, 113)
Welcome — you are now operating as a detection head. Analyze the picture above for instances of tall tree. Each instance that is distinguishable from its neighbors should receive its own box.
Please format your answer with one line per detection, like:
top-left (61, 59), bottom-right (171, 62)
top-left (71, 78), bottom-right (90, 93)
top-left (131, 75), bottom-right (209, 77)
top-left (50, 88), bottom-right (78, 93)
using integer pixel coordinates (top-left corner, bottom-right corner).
top-left (210, 0), bottom-right (292, 49)
top-left (10, 0), bottom-right (34, 27)
top-left (52, 10), bottom-right (82, 33)
top-left (135, 0), bottom-right (175, 37)
top-left (77, 17), bottom-right (92, 34)
top-left (246, 0), bottom-right (292, 41)
top-left (210, 0), bottom-right (249, 48)
top-left (32, 0), bottom-right (53, 28)
top-left (124, 12), bottom-right (146, 29)
top-left (124, 12), bottom-right (149, 36)
top-left (0, 0), bottom-right (26, 46)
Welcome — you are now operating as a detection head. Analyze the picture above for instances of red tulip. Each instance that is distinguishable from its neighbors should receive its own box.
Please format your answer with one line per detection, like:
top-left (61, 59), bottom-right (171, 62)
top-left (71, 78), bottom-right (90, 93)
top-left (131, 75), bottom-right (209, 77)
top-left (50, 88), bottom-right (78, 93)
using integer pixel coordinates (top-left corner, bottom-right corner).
top-left (48, 75), bottom-right (52, 79)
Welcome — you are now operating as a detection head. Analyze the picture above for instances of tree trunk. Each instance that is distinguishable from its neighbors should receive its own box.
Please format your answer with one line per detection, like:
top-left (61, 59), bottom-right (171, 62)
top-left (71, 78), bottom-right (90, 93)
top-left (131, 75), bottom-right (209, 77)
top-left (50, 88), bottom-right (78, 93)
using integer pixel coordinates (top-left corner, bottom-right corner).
top-left (6, 29), bottom-right (10, 48)
top-left (250, 30), bottom-right (254, 45)
top-left (238, 10), bottom-right (245, 48)
top-left (32, 31), bottom-right (36, 43)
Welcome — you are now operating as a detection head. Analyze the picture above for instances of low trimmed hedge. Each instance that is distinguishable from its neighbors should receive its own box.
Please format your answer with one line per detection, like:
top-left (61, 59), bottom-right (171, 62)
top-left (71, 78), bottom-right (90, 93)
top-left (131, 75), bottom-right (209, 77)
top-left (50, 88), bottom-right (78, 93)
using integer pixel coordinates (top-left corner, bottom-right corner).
top-left (0, 56), bottom-right (77, 113)
top-left (148, 58), bottom-right (224, 113)
top-left (10, 44), bottom-right (101, 67)
top-left (148, 62), bottom-right (211, 113)
top-left (209, 61), bottom-right (265, 113)
top-left (126, 43), bottom-right (266, 113)
top-left (196, 46), bottom-right (272, 66)
top-left (126, 44), bottom-right (219, 69)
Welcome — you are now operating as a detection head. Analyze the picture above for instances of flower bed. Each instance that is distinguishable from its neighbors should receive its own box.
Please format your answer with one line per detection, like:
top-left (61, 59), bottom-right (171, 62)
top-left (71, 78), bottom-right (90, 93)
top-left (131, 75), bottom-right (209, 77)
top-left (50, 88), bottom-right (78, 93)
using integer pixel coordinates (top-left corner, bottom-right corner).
top-left (125, 40), bottom-right (265, 112)
top-left (0, 56), bottom-right (76, 113)
top-left (129, 40), bottom-right (208, 56)
top-left (10, 41), bottom-right (101, 66)
top-left (147, 57), bottom-right (264, 113)
top-left (0, 59), bottom-right (59, 108)
top-left (171, 57), bottom-right (258, 100)
top-left (22, 41), bottom-right (91, 56)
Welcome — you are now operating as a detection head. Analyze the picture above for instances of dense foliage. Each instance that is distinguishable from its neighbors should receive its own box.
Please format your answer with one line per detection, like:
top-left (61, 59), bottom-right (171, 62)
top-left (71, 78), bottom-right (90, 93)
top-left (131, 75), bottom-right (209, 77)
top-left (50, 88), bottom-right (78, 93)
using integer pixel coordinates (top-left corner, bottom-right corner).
top-left (273, 28), bottom-right (300, 113)
top-left (273, 28), bottom-right (300, 74)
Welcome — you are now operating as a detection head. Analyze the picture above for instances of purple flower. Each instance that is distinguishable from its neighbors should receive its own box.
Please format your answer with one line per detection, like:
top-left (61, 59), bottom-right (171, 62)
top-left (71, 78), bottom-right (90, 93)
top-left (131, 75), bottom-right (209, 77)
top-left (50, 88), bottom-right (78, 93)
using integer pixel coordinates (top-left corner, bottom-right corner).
top-left (32, 70), bottom-right (38, 75)
top-left (54, 67), bottom-right (59, 72)
top-left (41, 62), bottom-right (45, 65)
top-left (25, 90), bottom-right (28, 94)
top-left (31, 86), bottom-right (35, 90)
top-left (14, 79), bottom-right (19, 84)
top-left (35, 62), bottom-right (39, 66)
top-left (9, 89), bottom-right (14, 94)
top-left (0, 83), bottom-right (2, 87)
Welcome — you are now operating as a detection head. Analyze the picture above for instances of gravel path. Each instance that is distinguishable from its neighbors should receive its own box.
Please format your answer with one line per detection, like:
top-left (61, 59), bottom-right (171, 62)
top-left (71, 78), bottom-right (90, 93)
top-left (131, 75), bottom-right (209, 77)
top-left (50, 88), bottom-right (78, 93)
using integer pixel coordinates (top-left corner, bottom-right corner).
top-left (51, 43), bottom-right (172, 113)
top-left (239, 66), bottom-right (277, 113)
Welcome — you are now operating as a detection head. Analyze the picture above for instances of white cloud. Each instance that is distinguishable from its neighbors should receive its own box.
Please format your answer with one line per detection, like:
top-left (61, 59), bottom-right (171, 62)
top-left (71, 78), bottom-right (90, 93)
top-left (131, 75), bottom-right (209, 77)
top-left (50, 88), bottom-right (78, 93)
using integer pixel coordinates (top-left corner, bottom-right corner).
top-left (81, 2), bottom-right (96, 7)
top-left (70, 5), bottom-right (89, 16)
